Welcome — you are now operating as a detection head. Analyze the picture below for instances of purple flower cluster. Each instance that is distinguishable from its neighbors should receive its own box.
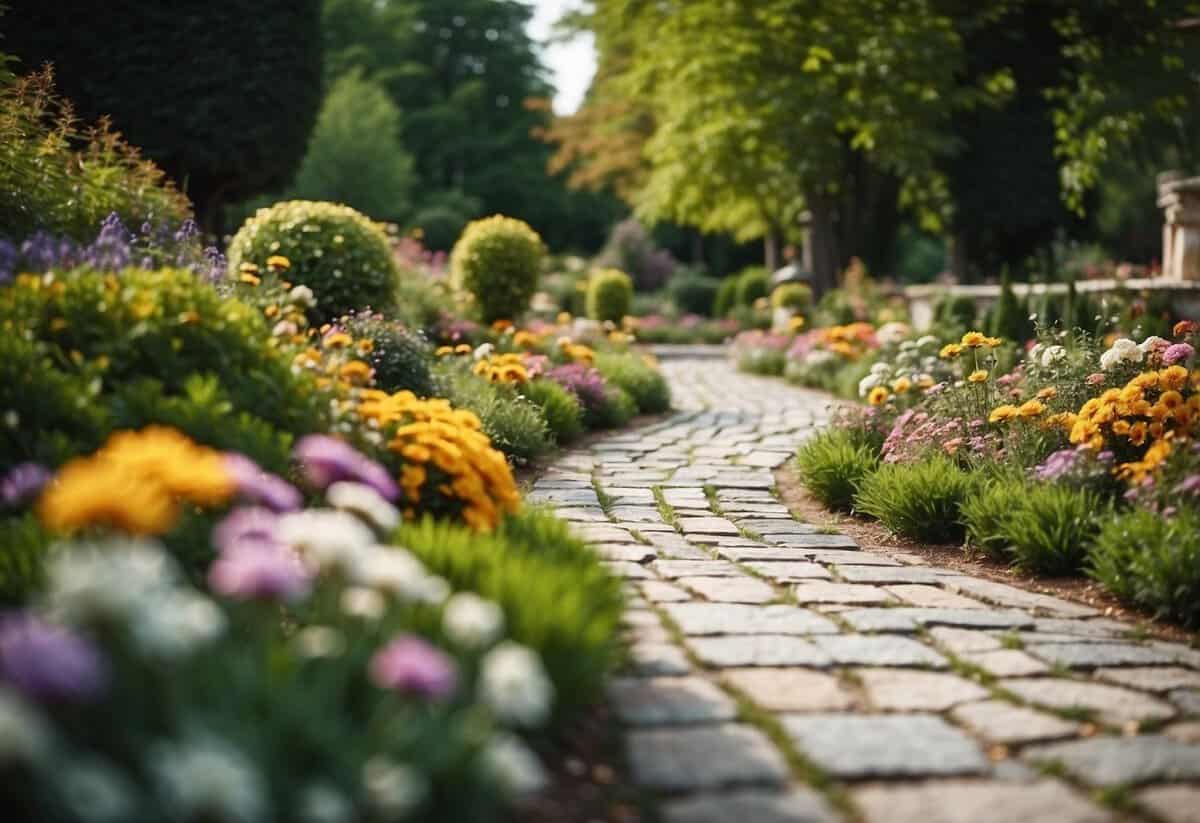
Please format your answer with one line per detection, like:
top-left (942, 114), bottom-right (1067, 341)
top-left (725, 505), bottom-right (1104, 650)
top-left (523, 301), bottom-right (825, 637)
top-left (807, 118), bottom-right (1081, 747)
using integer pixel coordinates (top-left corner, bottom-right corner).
top-left (0, 613), bottom-right (107, 702)
top-left (1163, 343), bottom-right (1195, 367)
top-left (546, 363), bottom-right (610, 413)
top-left (224, 454), bottom-right (302, 512)
top-left (436, 313), bottom-right (480, 344)
top-left (368, 635), bottom-right (457, 699)
top-left (1, 463), bottom-right (52, 508)
top-left (294, 435), bottom-right (398, 501)
top-left (882, 410), bottom-right (996, 464)
top-left (208, 507), bottom-right (312, 602)
top-left (1032, 446), bottom-right (1114, 489)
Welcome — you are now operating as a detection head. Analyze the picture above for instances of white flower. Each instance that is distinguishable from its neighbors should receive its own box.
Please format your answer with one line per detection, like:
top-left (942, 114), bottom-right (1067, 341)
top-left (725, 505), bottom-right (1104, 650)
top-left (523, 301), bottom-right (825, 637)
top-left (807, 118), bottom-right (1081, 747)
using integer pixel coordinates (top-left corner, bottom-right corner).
top-left (898, 340), bottom-right (917, 353)
top-left (1040, 345), bottom-right (1067, 368)
top-left (327, 482), bottom-right (400, 533)
top-left (869, 362), bottom-right (891, 376)
top-left (916, 335), bottom-right (939, 349)
top-left (288, 285), bottom-right (316, 308)
top-left (46, 538), bottom-right (178, 625)
top-left (61, 758), bottom-right (134, 823)
top-left (352, 546), bottom-right (433, 600)
top-left (876, 322), bottom-right (911, 345)
top-left (1139, 335), bottom-right (1169, 353)
top-left (362, 758), bottom-right (427, 818)
top-left (298, 783), bottom-right (353, 823)
top-left (153, 736), bottom-right (266, 823)
top-left (481, 734), bottom-right (547, 795)
top-left (857, 373), bottom-right (883, 397)
top-left (340, 586), bottom-right (386, 620)
top-left (478, 642), bottom-right (553, 727)
top-left (0, 688), bottom-right (50, 765)
top-left (472, 343), bottom-right (495, 361)
top-left (1029, 342), bottom-right (1043, 362)
top-left (131, 591), bottom-right (225, 659)
top-left (1099, 338), bottom-right (1142, 371)
top-left (278, 509), bottom-right (375, 572)
top-left (442, 592), bottom-right (504, 648)
top-left (272, 320), bottom-right (299, 338)
top-left (293, 626), bottom-right (344, 658)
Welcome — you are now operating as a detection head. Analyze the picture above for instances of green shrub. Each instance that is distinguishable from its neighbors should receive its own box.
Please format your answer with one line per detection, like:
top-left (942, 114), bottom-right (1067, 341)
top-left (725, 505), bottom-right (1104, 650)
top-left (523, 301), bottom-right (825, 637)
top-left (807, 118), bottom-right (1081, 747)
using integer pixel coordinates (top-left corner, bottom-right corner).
top-left (0, 514), bottom-right (50, 605)
top-left (854, 456), bottom-right (973, 543)
top-left (772, 282), bottom-right (813, 312)
top-left (593, 351), bottom-right (671, 414)
top-left (1000, 485), bottom-right (1102, 575)
top-left (736, 347), bottom-right (787, 375)
top-left (409, 205), bottom-right (469, 253)
top-left (935, 294), bottom-right (977, 330)
top-left (343, 313), bottom-right (438, 396)
top-left (450, 215), bottom-right (546, 323)
top-left (399, 509), bottom-right (625, 720)
top-left (735, 266), bottom-right (771, 306)
top-left (1089, 508), bottom-right (1200, 627)
top-left (520, 378), bottom-right (584, 444)
top-left (668, 271), bottom-right (721, 316)
top-left (986, 270), bottom-right (1033, 344)
top-left (228, 200), bottom-right (400, 321)
top-left (713, 276), bottom-right (740, 318)
top-left (961, 475), bottom-right (1028, 560)
top-left (589, 385), bottom-right (638, 429)
top-left (795, 429), bottom-right (880, 511)
top-left (586, 268), bottom-right (634, 323)
top-left (437, 363), bottom-right (553, 462)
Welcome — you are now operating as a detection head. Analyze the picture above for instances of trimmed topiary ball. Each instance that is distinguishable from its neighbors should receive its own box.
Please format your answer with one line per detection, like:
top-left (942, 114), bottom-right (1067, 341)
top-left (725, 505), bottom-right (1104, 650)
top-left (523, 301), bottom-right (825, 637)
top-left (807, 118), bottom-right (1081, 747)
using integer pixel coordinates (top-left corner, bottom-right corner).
top-left (735, 266), bottom-right (770, 306)
top-left (586, 268), bottom-right (634, 323)
top-left (450, 215), bottom-right (546, 323)
top-left (771, 282), bottom-right (813, 312)
top-left (713, 276), bottom-right (740, 318)
top-left (227, 200), bottom-right (399, 322)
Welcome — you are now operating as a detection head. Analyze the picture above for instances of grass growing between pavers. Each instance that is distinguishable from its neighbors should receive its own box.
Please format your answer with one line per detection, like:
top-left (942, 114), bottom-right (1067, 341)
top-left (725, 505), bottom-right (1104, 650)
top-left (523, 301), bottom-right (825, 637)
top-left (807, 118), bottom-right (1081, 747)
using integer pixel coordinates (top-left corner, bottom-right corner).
top-left (651, 486), bottom-right (682, 533)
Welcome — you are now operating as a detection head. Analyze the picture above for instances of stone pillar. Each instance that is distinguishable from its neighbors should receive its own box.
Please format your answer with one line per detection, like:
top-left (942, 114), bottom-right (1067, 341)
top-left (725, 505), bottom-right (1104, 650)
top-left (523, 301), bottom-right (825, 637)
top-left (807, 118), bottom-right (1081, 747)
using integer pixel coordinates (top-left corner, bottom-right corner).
top-left (1157, 172), bottom-right (1200, 281)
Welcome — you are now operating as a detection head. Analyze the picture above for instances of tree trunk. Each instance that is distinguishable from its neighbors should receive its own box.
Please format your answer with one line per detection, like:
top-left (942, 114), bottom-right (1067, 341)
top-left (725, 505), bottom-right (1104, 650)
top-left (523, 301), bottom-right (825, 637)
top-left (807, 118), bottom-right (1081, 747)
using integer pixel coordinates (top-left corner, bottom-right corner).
top-left (808, 193), bottom-right (840, 298)
top-left (763, 228), bottom-right (780, 272)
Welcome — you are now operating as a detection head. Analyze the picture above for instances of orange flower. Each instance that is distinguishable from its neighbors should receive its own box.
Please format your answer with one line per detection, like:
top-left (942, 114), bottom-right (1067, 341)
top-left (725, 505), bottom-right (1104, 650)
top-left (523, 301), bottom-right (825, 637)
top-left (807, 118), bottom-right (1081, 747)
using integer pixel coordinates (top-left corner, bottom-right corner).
top-left (968, 370), bottom-right (988, 384)
top-left (1036, 387), bottom-right (1057, 400)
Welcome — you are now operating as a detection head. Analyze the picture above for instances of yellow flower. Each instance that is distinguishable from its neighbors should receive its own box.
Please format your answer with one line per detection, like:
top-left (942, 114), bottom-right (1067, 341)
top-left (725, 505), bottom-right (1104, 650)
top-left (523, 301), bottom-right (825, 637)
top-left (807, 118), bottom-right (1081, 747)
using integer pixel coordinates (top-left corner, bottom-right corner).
top-left (323, 332), bottom-right (353, 349)
top-left (1112, 419), bottom-right (1131, 436)
top-left (788, 316), bottom-right (806, 333)
top-left (39, 459), bottom-right (178, 535)
top-left (556, 312), bottom-right (572, 325)
top-left (1129, 421), bottom-right (1148, 447)
top-left (1160, 365), bottom-right (1189, 392)
top-left (961, 331), bottom-right (987, 348)
top-left (968, 370), bottom-right (989, 384)
top-left (1159, 390), bottom-right (1184, 411)
top-left (867, 386), bottom-right (890, 406)
top-left (989, 405), bottom-right (1019, 423)
top-left (892, 377), bottom-right (911, 394)
top-left (491, 319), bottom-right (514, 332)
top-left (940, 343), bottom-right (963, 359)
top-left (513, 330), bottom-right (540, 348)
top-left (1035, 386), bottom-right (1057, 400)
top-left (338, 360), bottom-right (373, 384)
top-left (1017, 399), bottom-right (1045, 418)
top-left (454, 344), bottom-right (472, 355)
top-left (1131, 372), bottom-right (1159, 390)
top-left (435, 346), bottom-right (453, 357)
top-left (266, 255), bottom-right (291, 270)
top-left (984, 336), bottom-right (1003, 348)
top-left (238, 262), bottom-right (260, 275)
top-left (238, 273), bottom-right (261, 286)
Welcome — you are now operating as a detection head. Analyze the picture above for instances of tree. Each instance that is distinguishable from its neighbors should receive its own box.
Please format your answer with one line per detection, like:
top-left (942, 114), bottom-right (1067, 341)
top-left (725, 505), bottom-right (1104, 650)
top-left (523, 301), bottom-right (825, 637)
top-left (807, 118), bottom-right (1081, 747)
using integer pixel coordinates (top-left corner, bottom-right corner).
top-left (289, 70), bottom-right (416, 223)
top-left (5, 0), bottom-right (324, 230)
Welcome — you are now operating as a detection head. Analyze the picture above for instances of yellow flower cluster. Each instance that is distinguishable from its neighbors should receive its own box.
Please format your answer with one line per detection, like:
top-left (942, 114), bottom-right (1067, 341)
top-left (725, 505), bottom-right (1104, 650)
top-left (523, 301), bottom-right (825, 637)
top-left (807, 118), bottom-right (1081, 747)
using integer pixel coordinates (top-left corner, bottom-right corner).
top-left (988, 399), bottom-right (1046, 423)
top-left (820, 323), bottom-right (874, 361)
top-left (941, 332), bottom-right (1001, 360)
top-left (39, 427), bottom-right (234, 535)
top-left (358, 390), bottom-right (520, 531)
top-left (513, 330), bottom-right (543, 349)
top-left (473, 353), bottom-right (529, 384)
top-left (557, 337), bottom-right (595, 364)
top-left (292, 328), bottom-right (376, 393)
top-left (435, 344), bottom-right (475, 357)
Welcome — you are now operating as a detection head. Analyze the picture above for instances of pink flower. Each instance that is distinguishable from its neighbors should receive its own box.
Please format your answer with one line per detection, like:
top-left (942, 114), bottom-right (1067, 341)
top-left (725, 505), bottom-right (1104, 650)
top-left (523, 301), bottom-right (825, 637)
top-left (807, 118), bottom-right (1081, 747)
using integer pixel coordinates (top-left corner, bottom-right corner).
top-left (209, 542), bottom-right (311, 602)
top-left (1086, 373), bottom-right (1106, 386)
top-left (1163, 343), bottom-right (1195, 366)
top-left (369, 635), bottom-right (457, 699)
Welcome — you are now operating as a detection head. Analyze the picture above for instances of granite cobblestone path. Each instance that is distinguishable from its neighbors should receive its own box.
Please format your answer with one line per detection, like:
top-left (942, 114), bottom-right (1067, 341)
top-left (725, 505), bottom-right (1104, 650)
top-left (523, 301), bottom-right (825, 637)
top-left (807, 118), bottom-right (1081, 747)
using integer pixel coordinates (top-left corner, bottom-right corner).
top-left (532, 355), bottom-right (1200, 823)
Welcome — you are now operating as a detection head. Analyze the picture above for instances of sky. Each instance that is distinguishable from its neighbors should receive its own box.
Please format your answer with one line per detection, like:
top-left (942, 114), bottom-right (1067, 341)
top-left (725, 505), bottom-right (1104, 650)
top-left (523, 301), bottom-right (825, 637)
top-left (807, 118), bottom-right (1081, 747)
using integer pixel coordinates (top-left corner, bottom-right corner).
top-left (525, 0), bottom-right (596, 114)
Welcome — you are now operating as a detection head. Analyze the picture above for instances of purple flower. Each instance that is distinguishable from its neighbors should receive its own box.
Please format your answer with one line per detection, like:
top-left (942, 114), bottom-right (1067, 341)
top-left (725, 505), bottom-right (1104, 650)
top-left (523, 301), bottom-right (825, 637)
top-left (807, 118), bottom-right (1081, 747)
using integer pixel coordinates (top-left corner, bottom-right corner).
top-left (546, 364), bottom-right (609, 413)
top-left (209, 542), bottom-right (311, 602)
top-left (294, 435), bottom-right (399, 501)
top-left (1, 463), bottom-right (52, 508)
top-left (0, 613), bottom-right (107, 701)
top-left (1033, 448), bottom-right (1079, 481)
top-left (1174, 474), bottom-right (1200, 496)
top-left (368, 635), bottom-right (457, 699)
top-left (1163, 343), bottom-right (1195, 366)
top-left (0, 238), bottom-right (16, 284)
top-left (224, 454), bottom-right (302, 512)
top-left (212, 507), bottom-right (281, 553)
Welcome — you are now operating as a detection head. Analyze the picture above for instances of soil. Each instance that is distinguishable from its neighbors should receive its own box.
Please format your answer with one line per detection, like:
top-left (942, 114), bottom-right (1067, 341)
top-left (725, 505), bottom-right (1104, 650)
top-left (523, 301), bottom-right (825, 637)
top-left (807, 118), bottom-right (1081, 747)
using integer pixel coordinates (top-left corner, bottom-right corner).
top-left (774, 462), bottom-right (1199, 646)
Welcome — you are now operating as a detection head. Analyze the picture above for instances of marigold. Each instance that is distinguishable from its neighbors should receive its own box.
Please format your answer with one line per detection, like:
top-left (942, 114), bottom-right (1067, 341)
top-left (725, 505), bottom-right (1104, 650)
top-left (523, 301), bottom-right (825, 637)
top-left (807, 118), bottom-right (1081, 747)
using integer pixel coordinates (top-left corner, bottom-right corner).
top-left (1018, 399), bottom-right (1045, 418)
top-left (1036, 387), bottom-right (1057, 400)
top-left (867, 386), bottom-right (890, 406)
top-left (985, 337), bottom-right (1003, 348)
top-left (1160, 365), bottom-right (1189, 391)
top-left (788, 316), bottom-right (806, 333)
top-left (435, 346), bottom-right (453, 357)
top-left (961, 331), bottom-right (987, 348)
top-left (266, 255), bottom-right (291, 270)
top-left (892, 377), bottom-right (911, 394)
top-left (323, 331), bottom-right (353, 349)
top-left (939, 343), bottom-right (962, 359)
top-left (1129, 421), bottom-right (1149, 447)
top-left (989, 405), bottom-right (1018, 423)
top-left (967, 370), bottom-right (988, 384)
top-left (338, 360), bottom-right (373, 384)
top-left (454, 344), bottom-right (472, 355)
top-left (1112, 419), bottom-right (1131, 436)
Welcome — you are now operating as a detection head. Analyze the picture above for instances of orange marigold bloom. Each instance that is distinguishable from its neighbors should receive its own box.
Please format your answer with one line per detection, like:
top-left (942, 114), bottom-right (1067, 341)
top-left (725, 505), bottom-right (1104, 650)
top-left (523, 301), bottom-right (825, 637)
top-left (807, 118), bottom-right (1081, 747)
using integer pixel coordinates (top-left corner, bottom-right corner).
top-left (967, 370), bottom-right (988, 383)
top-left (867, 386), bottom-right (890, 406)
top-left (1159, 365), bottom-right (1188, 391)
top-left (1036, 387), bottom-right (1057, 400)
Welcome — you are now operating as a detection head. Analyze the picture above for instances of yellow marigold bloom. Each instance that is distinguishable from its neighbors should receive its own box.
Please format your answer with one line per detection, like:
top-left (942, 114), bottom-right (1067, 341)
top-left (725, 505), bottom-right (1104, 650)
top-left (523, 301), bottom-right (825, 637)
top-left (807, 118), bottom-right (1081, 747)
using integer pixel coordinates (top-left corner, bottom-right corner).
top-left (1018, 399), bottom-right (1045, 418)
top-left (1036, 387), bottom-right (1057, 400)
top-left (989, 405), bottom-right (1019, 423)
top-left (513, 330), bottom-right (540, 348)
top-left (1160, 365), bottom-right (1189, 391)
top-left (984, 336), bottom-right (1003, 348)
top-left (892, 377), bottom-right (911, 394)
top-left (39, 459), bottom-right (178, 535)
top-left (338, 360), bottom-right (373, 383)
top-left (961, 331), bottom-right (987, 348)
top-left (435, 346), bottom-right (453, 357)
top-left (1131, 372), bottom-right (1159, 390)
top-left (1129, 421), bottom-right (1148, 447)
top-left (940, 343), bottom-right (963, 359)
top-left (1159, 390), bottom-right (1184, 410)
top-left (1149, 420), bottom-right (1165, 439)
top-left (238, 273), bottom-right (261, 286)
top-left (1046, 412), bottom-right (1076, 430)
top-left (968, 370), bottom-right (989, 384)
top-left (788, 316), bottom-right (806, 333)
top-left (454, 344), bottom-right (472, 355)
top-left (1148, 403), bottom-right (1170, 422)
top-left (917, 374), bottom-right (936, 389)
top-left (1118, 384), bottom-right (1144, 404)
top-left (266, 255), bottom-right (291, 270)
top-left (1112, 419), bottom-right (1131, 436)
top-left (238, 262), bottom-right (260, 275)
top-left (323, 332), bottom-right (353, 349)
top-left (867, 386), bottom-right (890, 406)
top-left (356, 339), bottom-right (374, 355)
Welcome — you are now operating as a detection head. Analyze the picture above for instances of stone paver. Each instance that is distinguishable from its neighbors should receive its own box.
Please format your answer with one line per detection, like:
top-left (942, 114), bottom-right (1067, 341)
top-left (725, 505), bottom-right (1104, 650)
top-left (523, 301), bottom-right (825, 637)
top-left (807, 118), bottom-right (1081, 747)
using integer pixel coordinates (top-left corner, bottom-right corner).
top-left (536, 356), bottom-right (1199, 817)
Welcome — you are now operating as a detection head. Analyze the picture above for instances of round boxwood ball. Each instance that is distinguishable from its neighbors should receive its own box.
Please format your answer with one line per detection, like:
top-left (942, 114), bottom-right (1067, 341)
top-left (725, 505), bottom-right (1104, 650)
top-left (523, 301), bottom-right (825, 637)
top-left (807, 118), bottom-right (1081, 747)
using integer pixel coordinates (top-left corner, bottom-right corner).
top-left (450, 215), bottom-right (545, 323)
top-left (227, 200), bottom-right (399, 321)
top-left (586, 268), bottom-right (634, 323)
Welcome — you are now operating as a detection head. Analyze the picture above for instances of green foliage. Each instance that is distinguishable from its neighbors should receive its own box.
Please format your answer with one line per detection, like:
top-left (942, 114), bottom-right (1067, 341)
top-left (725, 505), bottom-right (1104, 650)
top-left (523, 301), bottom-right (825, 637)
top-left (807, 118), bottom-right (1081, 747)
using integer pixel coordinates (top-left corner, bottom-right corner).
top-left (668, 271), bottom-right (721, 316)
top-left (737, 348), bottom-right (787, 376)
top-left (588, 385), bottom-right (638, 430)
top-left (0, 69), bottom-right (192, 241)
top-left (586, 268), bottom-right (634, 323)
top-left (519, 379), bottom-right (584, 445)
top-left (0, 267), bottom-right (328, 471)
top-left (228, 200), bottom-right (400, 321)
top-left (771, 282), bottom-right (813, 313)
top-left (795, 429), bottom-right (880, 511)
top-left (854, 456), bottom-right (973, 543)
top-left (409, 206), bottom-right (471, 254)
top-left (999, 485), bottom-right (1103, 575)
top-left (391, 267), bottom-right (458, 334)
top-left (961, 475), bottom-right (1028, 560)
top-left (735, 266), bottom-right (770, 306)
top-left (437, 363), bottom-right (553, 462)
top-left (6, 1), bottom-right (323, 224)
top-left (399, 509), bottom-right (625, 719)
top-left (987, 270), bottom-right (1034, 344)
top-left (1089, 508), bottom-right (1200, 628)
top-left (935, 294), bottom-right (978, 330)
top-left (0, 514), bottom-right (50, 605)
top-left (288, 69), bottom-right (415, 223)
top-left (450, 215), bottom-right (546, 323)
top-left (592, 351), bottom-right (671, 415)
top-left (713, 276), bottom-right (741, 318)
top-left (342, 313), bottom-right (438, 397)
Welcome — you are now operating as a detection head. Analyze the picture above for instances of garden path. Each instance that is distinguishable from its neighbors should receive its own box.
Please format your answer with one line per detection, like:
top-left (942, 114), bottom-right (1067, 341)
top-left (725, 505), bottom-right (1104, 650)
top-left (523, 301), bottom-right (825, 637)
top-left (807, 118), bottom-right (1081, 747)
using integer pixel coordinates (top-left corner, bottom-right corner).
top-left (531, 352), bottom-right (1200, 823)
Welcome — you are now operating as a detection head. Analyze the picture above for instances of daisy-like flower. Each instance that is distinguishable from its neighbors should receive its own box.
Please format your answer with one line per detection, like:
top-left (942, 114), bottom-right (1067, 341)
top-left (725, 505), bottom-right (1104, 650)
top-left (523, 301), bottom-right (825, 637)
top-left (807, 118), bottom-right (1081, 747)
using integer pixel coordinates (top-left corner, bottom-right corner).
top-left (478, 642), bottom-right (553, 727)
top-left (442, 592), bottom-right (504, 648)
top-left (326, 482), bottom-right (400, 533)
top-left (968, 370), bottom-right (988, 383)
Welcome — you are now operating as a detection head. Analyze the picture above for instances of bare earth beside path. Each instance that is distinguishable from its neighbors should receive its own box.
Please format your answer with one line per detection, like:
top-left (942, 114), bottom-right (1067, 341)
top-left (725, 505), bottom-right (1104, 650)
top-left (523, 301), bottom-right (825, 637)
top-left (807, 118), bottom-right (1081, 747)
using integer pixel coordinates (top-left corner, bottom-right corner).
top-left (526, 350), bottom-right (1200, 823)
